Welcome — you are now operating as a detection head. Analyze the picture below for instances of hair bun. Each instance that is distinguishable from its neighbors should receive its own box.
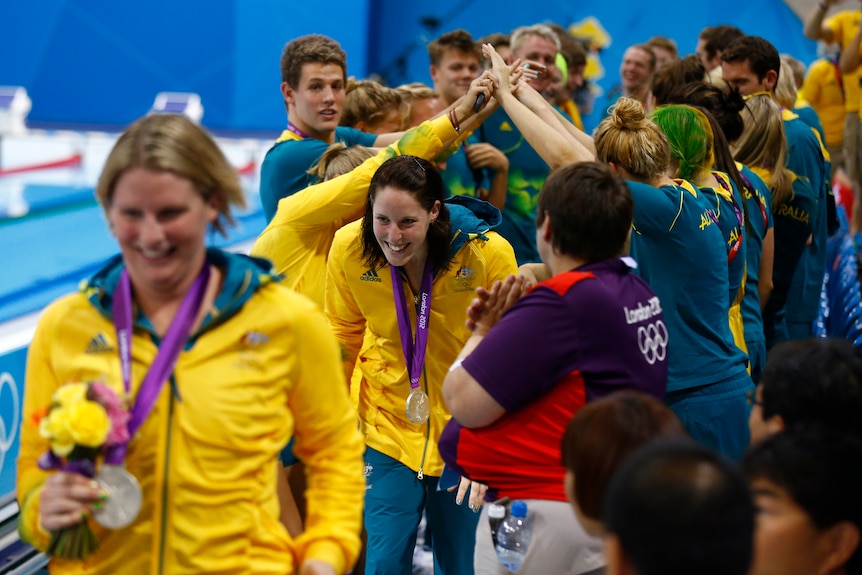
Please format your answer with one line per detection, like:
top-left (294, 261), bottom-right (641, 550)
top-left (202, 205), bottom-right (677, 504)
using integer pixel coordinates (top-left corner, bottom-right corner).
top-left (611, 97), bottom-right (647, 129)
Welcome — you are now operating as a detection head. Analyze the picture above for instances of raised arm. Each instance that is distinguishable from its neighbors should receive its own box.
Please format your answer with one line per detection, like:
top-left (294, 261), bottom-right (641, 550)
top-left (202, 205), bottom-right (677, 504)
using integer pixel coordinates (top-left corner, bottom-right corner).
top-left (372, 72), bottom-right (496, 148)
top-left (840, 23), bottom-right (862, 74)
top-left (483, 43), bottom-right (594, 169)
top-left (803, 0), bottom-right (837, 42)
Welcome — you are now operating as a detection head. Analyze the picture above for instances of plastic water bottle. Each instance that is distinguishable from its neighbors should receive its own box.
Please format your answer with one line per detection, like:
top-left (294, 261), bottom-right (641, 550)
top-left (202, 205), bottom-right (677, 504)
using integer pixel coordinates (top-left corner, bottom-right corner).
top-left (487, 503), bottom-right (506, 547)
top-left (495, 500), bottom-right (532, 572)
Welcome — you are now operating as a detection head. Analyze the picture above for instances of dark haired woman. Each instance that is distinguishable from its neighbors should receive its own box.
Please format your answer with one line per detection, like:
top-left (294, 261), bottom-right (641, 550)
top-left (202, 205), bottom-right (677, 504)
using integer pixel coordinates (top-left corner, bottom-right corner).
top-left (325, 155), bottom-right (517, 574)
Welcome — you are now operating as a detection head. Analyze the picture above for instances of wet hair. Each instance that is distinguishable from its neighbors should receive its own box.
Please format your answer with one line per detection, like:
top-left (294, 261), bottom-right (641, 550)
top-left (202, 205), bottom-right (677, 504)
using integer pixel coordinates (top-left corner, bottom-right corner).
top-left (721, 36), bottom-right (780, 85)
top-left (395, 82), bottom-right (438, 102)
top-left (361, 155), bottom-right (452, 272)
top-left (605, 438), bottom-right (755, 575)
top-left (395, 82), bottom-right (441, 129)
top-left (96, 113), bottom-right (244, 236)
top-left (663, 81), bottom-right (746, 143)
top-left (759, 338), bottom-right (862, 439)
top-left (743, 427), bottom-right (862, 574)
top-left (427, 29), bottom-right (481, 66)
top-left (651, 55), bottom-right (707, 107)
top-left (731, 93), bottom-right (793, 206)
top-left (536, 162), bottom-right (633, 261)
top-left (699, 25), bottom-right (745, 61)
top-left (649, 105), bottom-right (714, 182)
top-left (280, 34), bottom-right (347, 88)
top-left (560, 391), bottom-right (686, 521)
top-left (340, 79), bottom-right (403, 132)
top-left (510, 24), bottom-right (561, 56)
top-left (594, 97), bottom-right (672, 182)
top-left (774, 59), bottom-right (798, 111)
top-left (308, 143), bottom-right (376, 181)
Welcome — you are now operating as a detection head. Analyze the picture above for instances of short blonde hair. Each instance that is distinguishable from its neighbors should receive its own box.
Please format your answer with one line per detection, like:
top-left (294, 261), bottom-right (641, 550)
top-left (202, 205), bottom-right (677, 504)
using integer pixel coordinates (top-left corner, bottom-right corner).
top-left (95, 113), bottom-right (245, 236)
top-left (308, 143), bottom-right (376, 181)
top-left (510, 24), bottom-right (561, 56)
top-left (340, 78), bottom-right (403, 131)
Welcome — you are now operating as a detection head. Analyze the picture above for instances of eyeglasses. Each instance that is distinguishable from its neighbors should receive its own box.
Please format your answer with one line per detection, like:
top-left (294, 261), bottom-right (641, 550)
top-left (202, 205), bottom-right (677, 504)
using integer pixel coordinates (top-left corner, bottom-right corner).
top-left (745, 387), bottom-right (762, 408)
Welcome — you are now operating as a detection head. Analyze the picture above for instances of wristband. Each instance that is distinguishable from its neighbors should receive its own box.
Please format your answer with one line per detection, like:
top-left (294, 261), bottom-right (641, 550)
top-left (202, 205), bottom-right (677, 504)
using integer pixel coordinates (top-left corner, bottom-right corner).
top-left (447, 108), bottom-right (461, 133)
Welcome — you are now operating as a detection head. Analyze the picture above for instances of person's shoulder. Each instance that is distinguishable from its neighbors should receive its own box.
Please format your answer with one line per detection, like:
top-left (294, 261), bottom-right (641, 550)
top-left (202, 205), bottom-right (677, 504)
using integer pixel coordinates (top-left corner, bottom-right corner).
top-left (331, 220), bottom-right (364, 255)
top-left (534, 268), bottom-right (597, 297)
top-left (35, 291), bottom-right (93, 334)
top-left (335, 126), bottom-right (376, 146)
top-left (830, 9), bottom-right (860, 27)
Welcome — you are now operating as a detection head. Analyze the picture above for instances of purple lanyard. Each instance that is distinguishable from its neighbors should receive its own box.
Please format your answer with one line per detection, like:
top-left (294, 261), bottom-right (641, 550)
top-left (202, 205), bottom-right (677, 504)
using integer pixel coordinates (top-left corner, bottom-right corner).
top-left (106, 264), bottom-right (210, 464)
top-left (287, 121), bottom-right (310, 139)
top-left (391, 261), bottom-right (433, 389)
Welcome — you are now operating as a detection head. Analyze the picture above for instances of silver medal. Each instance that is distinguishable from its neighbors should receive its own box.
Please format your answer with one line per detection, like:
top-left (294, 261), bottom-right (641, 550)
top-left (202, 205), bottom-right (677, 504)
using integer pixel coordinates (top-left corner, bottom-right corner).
top-left (406, 388), bottom-right (430, 424)
top-left (92, 464), bottom-right (143, 529)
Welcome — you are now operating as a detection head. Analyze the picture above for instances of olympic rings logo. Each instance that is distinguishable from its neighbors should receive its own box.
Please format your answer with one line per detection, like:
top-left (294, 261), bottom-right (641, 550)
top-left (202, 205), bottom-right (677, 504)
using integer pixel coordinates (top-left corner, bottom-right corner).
top-left (638, 321), bottom-right (668, 365)
top-left (0, 372), bottom-right (21, 475)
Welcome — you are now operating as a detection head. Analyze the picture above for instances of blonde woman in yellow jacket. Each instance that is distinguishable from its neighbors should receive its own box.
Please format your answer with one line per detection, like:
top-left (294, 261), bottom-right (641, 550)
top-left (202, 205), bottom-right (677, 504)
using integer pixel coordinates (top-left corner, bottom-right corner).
top-left (325, 155), bottom-right (517, 574)
top-left (17, 114), bottom-right (364, 575)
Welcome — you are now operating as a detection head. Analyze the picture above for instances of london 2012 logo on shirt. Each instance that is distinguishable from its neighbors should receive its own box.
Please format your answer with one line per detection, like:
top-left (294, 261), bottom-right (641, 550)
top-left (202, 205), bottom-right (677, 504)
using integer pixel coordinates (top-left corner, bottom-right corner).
top-left (624, 297), bottom-right (668, 365)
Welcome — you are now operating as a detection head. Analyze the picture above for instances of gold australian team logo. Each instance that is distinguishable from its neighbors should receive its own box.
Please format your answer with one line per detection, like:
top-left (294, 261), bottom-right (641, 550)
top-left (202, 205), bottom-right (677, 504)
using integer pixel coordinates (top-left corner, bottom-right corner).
top-left (453, 266), bottom-right (475, 292)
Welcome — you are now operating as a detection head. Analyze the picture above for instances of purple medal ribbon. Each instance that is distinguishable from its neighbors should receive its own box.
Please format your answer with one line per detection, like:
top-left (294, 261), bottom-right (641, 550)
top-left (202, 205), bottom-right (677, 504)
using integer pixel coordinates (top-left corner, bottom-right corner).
top-left (287, 121), bottom-right (310, 139)
top-left (105, 263), bottom-right (211, 464)
top-left (391, 261), bottom-right (433, 390)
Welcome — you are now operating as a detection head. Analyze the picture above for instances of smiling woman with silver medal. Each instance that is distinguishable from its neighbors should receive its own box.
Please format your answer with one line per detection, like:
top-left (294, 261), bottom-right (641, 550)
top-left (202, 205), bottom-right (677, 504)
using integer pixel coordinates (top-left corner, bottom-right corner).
top-left (17, 113), bottom-right (365, 575)
top-left (325, 153), bottom-right (517, 574)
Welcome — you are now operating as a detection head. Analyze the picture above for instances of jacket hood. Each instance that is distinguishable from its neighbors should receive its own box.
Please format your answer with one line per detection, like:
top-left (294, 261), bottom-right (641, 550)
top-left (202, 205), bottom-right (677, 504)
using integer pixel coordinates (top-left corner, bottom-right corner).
top-left (84, 248), bottom-right (278, 336)
top-left (444, 195), bottom-right (502, 258)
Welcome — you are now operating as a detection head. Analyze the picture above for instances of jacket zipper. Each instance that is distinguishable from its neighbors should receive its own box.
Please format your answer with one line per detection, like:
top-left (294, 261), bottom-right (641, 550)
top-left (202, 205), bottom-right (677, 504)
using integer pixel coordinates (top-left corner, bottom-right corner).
top-left (157, 378), bottom-right (176, 574)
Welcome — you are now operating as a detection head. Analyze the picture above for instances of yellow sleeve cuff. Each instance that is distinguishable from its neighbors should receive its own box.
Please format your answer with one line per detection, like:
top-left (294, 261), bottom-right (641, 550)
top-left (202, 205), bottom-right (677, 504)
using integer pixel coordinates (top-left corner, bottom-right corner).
top-left (18, 484), bottom-right (52, 551)
top-left (299, 539), bottom-right (349, 574)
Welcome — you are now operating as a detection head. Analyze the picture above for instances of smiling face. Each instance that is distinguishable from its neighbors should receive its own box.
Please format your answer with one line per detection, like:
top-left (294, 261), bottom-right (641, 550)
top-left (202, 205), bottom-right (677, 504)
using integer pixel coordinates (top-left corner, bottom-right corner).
top-left (282, 62), bottom-right (345, 142)
top-left (371, 186), bottom-right (440, 271)
top-left (108, 168), bottom-right (217, 301)
top-left (430, 48), bottom-right (481, 106)
top-left (514, 34), bottom-right (558, 93)
top-left (620, 47), bottom-right (653, 92)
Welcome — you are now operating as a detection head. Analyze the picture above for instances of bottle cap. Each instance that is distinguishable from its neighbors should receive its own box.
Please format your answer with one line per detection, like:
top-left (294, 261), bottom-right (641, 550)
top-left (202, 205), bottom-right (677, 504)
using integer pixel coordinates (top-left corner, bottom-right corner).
top-left (511, 500), bottom-right (528, 518)
top-left (488, 503), bottom-right (506, 519)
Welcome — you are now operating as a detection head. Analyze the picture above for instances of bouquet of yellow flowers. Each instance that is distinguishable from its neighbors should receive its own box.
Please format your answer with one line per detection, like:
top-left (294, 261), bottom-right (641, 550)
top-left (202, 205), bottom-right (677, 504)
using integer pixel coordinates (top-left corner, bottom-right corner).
top-left (35, 381), bottom-right (130, 559)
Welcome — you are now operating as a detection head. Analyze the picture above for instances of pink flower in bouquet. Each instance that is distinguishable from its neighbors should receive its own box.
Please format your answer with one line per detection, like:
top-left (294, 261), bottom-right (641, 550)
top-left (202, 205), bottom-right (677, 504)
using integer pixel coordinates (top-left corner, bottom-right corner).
top-left (36, 380), bottom-right (134, 560)
top-left (90, 382), bottom-right (130, 446)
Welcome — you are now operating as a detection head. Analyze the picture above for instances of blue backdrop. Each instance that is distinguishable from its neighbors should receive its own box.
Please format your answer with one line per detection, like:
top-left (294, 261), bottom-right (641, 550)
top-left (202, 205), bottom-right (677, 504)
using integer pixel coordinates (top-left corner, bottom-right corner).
top-left (1, 0), bottom-right (816, 132)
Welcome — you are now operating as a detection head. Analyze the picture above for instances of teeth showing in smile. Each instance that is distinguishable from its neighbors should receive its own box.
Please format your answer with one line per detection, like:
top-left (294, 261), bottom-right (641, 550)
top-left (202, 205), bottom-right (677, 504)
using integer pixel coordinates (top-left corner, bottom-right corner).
top-left (386, 242), bottom-right (407, 253)
top-left (142, 248), bottom-right (169, 258)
